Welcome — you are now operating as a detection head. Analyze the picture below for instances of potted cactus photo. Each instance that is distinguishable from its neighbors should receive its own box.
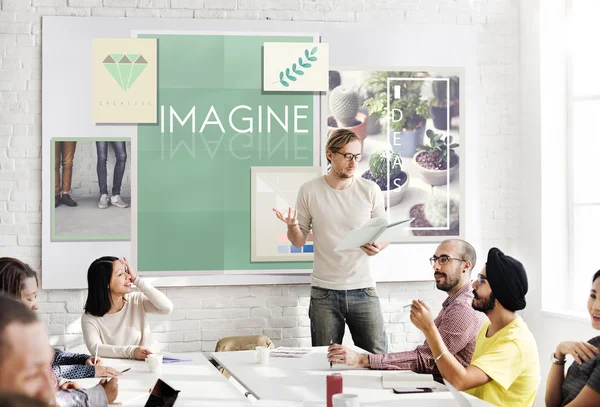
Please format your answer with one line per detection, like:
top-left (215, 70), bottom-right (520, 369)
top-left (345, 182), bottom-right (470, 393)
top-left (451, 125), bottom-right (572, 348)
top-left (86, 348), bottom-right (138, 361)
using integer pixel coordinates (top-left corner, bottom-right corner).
top-left (327, 87), bottom-right (367, 147)
top-left (413, 130), bottom-right (459, 186)
top-left (361, 149), bottom-right (410, 207)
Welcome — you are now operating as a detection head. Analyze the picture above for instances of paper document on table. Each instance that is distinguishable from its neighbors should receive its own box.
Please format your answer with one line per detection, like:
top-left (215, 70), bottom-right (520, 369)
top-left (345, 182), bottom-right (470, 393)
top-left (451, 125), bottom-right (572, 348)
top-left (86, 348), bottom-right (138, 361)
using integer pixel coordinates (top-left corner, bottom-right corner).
top-left (334, 217), bottom-right (413, 251)
top-left (270, 347), bottom-right (314, 358)
top-left (382, 371), bottom-right (436, 389)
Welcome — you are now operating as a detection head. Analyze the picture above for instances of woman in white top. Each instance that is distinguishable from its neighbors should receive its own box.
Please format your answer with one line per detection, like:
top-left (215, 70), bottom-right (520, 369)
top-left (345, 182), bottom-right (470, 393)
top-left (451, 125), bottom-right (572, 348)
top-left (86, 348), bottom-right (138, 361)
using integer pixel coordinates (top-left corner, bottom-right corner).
top-left (81, 257), bottom-right (173, 360)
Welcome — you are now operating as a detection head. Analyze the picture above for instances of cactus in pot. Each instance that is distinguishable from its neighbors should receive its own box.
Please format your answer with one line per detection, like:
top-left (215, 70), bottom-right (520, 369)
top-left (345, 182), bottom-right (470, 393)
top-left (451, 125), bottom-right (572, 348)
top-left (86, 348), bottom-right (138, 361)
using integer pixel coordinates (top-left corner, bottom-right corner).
top-left (416, 129), bottom-right (459, 170)
top-left (408, 194), bottom-right (460, 236)
top-left (362, 150), bottom-right (409, 207)
top-left (327, 86), bottom-right (368, 143)
top-left (328, 87), bottom-right (360, 127)
top-left (414, 130), bottom-right (459, 186)
top-left (424, 195), bottom-right (459, 229)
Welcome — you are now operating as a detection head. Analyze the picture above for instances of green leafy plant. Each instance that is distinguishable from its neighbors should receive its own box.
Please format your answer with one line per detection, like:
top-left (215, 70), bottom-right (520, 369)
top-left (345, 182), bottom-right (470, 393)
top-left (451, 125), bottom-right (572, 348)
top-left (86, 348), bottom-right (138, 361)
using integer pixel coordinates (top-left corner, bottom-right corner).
top-left (363, 71), bottom-right (430, 132)
top-left (416, 129), bottom-right (459, 167)
top-left (278, 46), bottom-right (318, 87)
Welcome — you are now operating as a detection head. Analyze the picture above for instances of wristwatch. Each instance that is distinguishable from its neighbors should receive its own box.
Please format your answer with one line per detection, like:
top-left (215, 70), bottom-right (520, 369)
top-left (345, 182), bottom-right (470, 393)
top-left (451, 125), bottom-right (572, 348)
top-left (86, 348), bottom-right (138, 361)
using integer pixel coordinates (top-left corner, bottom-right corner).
top-left (551, 353), bottom-right (566, 365)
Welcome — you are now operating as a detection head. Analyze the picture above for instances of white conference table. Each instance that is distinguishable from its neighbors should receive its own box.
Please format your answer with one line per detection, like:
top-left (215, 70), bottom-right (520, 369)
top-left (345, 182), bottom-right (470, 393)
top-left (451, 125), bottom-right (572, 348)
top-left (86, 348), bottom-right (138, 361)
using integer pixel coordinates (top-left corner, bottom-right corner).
top-left (211, 346), bottom-right (495, 406)
top-left (74, 352), bottom-right (251, 407)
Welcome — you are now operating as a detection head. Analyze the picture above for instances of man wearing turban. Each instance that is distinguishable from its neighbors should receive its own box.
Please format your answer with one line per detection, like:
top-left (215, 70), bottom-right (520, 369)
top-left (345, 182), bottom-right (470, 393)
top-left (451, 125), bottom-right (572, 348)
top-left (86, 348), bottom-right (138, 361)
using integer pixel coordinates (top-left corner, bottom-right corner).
top-left (409, 247), bottom-right (540, 407)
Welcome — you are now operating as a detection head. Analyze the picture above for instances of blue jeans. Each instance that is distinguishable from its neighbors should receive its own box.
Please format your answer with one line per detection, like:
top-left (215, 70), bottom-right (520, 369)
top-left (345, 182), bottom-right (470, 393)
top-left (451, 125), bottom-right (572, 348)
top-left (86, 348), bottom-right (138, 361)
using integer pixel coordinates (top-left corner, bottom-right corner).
top-left (308, 286), bottom-right (387, 354)
top-left (96, 142), bottom-right (127, 196)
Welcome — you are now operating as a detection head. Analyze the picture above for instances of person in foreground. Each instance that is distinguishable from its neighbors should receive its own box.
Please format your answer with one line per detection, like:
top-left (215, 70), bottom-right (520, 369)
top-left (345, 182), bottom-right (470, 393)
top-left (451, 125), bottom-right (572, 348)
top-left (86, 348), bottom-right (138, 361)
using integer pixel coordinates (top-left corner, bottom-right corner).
top-left (82, 257), bottom-right (174, 360)
top-left (0, 392), bottom-right (49, 407)
top-left (0, 257), bottom-right (120, 380)
top-left (0, 294), bottom-right (118, 406)
top-left (273, 129), bottom-right (389, 354)
top-left (327, 239), bottom-right (484, 379)
top-left (410, 247), bottom-right (540, 407)
top-left (545, 270), bottom-right (600, 406)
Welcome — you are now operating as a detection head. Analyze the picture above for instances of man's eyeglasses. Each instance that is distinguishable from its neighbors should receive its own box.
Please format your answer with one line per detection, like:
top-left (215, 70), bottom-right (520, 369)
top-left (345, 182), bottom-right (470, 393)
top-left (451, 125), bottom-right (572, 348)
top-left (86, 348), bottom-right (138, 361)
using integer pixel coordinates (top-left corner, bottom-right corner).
top-left (476, 274), bottom-right (488, 284)
top-left (429, 255), bottom-right (466, 266)
top-left (335, 152), bottom-right (363, 162)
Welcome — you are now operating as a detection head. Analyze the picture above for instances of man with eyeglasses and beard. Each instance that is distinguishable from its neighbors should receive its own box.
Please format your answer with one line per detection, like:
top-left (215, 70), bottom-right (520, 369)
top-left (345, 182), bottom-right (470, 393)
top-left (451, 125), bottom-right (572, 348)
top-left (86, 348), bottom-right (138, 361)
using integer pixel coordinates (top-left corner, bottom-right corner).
top-left (327, 239), bottom-right (484, 381)
top-left (410, 247), bottom-right (540, 407)
top-left (273, 129), bottom-right (390, 354)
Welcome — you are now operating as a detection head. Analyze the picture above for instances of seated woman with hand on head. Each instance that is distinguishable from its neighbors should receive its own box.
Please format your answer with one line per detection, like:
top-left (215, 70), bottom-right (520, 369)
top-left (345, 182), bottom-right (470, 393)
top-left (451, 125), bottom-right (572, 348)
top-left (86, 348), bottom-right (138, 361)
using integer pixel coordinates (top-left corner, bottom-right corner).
top-left (545, 270), bottom-right (600, 407)
top-left (82, 257), bottom-right (173, 360)
top-left (0, 257), bottom-right (120, 380)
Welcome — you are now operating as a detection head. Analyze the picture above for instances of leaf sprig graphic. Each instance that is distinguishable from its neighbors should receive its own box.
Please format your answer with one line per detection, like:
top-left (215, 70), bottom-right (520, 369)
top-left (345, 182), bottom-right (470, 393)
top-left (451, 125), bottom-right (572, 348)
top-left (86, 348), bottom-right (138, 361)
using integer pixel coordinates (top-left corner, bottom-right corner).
top-left (278, 46), bottom-right (318, 87)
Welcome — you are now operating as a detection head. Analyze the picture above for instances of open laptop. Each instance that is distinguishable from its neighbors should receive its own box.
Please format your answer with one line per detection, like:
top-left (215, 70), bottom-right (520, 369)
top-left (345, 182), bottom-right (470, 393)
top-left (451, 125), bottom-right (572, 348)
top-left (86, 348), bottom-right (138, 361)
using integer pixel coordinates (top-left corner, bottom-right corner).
top-left (145, 379), bottom-right (180, 407)
top-left (443, 379), bottom-right (472, 407)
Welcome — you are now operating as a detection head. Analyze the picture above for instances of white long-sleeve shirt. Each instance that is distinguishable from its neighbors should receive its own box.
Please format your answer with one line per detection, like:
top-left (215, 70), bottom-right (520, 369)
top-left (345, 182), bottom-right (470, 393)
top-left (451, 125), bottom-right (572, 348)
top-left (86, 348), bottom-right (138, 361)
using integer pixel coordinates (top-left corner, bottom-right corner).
top-left (81, 276), bottom-right (173, 359)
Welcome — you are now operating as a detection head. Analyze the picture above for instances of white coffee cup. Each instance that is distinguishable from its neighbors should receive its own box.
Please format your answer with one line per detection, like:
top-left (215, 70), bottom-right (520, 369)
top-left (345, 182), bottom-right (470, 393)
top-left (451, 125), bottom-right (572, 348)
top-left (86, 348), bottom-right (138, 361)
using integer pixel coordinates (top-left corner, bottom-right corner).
top-left (255, 346), bottom-right (270, 365)
top-left (146, 354), bottom-right (163, 373)
top-left (332, 393), bottom-right (359, 407)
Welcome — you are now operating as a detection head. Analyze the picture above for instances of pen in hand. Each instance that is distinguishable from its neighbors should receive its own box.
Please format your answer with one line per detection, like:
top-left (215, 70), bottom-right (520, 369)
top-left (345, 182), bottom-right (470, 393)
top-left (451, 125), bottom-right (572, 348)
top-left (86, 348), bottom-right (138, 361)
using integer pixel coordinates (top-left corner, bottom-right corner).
top-left (93, 343), bottom-right (99, 366)
top-left (329, 339), bottom-right (333, 368)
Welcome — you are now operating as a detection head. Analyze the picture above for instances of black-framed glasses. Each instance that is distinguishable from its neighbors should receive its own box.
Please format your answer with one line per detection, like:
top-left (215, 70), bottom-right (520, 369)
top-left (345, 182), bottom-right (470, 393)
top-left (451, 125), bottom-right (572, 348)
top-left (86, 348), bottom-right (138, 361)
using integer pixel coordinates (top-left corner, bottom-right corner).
top-left (429, 255), bottom-right (466, 266)
top-left (335, 152), bottom-right (362, 162)
top-left (476, 274), bottom-right (488, 284)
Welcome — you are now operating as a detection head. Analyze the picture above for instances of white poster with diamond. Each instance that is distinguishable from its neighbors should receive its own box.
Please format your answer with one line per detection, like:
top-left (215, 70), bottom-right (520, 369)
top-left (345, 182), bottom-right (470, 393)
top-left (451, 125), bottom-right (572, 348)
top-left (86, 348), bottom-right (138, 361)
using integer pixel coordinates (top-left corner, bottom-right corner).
top-left (263, 42), bottom-right (329, 92)
top-left (92, 38), bottom-right (157, 123)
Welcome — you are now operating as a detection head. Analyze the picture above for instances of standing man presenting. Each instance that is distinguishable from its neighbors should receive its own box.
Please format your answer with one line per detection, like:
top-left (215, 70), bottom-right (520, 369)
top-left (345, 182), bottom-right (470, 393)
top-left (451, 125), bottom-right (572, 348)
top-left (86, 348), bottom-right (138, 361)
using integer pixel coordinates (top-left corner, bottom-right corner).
top-left (273, 129), bottom-right (388, 354)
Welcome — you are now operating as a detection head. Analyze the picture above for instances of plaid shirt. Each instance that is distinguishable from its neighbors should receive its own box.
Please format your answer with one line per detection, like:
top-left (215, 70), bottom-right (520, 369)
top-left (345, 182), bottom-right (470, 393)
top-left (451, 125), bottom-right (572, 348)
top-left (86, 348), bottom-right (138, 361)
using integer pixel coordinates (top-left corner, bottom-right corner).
top-left (370, 284), bottom-right (484, 375)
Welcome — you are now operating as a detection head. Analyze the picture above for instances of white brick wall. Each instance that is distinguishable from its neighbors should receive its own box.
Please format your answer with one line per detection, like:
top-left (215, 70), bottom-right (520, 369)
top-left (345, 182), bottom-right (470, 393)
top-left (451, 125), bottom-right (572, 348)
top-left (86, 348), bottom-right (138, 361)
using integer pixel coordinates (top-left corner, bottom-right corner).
top-left (0, 0), bottom-right (520, 353)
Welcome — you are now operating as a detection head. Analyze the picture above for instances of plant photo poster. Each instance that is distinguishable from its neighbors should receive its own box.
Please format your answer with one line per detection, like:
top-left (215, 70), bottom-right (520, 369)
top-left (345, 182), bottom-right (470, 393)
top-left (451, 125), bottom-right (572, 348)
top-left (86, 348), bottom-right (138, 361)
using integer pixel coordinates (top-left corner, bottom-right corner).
top-left (326, 69), bottom-right (464, 243)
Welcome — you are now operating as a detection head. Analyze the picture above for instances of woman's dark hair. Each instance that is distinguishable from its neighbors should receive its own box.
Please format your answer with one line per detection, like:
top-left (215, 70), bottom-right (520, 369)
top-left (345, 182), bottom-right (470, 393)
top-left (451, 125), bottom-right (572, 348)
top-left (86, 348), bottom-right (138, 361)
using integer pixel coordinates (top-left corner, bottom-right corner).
top-left (0, 257), bottom-right (38, 298)
top-left (593, 270), bottom-right (600, 283)
top-left (84, 256), bottom-right (119, 317)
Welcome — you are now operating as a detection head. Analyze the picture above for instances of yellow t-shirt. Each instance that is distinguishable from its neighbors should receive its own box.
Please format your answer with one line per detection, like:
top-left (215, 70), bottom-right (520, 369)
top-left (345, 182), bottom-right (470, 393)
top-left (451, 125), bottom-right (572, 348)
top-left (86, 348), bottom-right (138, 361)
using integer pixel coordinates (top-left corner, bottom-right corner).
top-left (465, 316), bottom-right (540, 407)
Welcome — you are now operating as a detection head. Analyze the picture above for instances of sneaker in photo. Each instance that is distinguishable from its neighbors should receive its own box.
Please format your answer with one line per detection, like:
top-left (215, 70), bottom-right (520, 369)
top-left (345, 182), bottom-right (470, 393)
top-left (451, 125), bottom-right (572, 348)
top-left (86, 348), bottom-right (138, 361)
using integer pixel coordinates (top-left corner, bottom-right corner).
top-left (110, 195), bottom-right (130, 208)
top-left (98, 194), bottom-right (109, 209)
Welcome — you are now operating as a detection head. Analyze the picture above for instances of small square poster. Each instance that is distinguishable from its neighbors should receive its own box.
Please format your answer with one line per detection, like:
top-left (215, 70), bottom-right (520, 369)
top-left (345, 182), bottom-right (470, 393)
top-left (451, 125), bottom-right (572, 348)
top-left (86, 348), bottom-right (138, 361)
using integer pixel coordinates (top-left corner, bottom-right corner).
top-left (92, 38), bottom-right (157, 123)
top-left (263, 42), bottom-right (329, 92)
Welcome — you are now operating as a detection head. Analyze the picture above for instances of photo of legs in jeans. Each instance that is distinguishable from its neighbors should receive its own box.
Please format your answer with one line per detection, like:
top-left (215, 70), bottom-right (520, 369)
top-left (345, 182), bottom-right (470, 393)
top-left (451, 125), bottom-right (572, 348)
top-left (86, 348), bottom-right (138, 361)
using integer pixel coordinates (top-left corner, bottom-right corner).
top-left (96, 141), bottom-right (129, 209)
top-left (55, 141), bottom-right (77, 208)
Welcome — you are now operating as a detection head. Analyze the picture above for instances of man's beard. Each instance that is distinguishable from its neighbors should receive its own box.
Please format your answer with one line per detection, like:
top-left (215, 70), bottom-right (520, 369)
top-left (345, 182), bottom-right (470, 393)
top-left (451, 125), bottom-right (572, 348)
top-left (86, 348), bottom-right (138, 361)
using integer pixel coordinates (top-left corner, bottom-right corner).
top-left (473, 291), bottom-right (496, 313)
top-left (435, 272), bottom-right (461, 292)
top-left (331, 166), bottom-right (354, 179)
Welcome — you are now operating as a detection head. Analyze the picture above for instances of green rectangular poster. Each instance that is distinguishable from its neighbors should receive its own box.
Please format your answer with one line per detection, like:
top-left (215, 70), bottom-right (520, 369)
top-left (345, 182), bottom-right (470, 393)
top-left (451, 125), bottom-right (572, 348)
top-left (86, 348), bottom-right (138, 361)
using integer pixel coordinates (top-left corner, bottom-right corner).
top-left (137, 33), bottom-right (315, 272)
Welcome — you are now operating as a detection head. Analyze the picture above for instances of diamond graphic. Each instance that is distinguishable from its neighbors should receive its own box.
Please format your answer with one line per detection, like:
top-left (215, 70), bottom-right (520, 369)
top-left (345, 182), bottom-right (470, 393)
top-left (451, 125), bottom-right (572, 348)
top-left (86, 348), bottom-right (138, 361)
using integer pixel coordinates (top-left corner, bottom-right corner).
top-left (102, 53), bottom-right (148, 91)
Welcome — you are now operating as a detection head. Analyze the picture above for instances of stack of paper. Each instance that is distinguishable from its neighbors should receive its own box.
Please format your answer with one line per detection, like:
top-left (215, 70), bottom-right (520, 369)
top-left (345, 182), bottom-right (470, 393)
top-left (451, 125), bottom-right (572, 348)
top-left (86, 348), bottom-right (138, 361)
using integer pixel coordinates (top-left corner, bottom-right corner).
top-left (381, 371), bottom-right (436, 390)
top-left (269, 347), bottom-right (313, 358)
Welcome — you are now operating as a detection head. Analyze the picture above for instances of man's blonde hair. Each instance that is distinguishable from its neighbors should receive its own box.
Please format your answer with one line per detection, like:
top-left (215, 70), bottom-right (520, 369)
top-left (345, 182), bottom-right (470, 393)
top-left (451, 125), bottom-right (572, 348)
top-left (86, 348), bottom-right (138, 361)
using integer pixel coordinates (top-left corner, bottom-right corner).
top-left (325, 129), bottom-right (361, 163)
